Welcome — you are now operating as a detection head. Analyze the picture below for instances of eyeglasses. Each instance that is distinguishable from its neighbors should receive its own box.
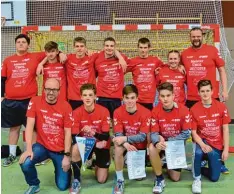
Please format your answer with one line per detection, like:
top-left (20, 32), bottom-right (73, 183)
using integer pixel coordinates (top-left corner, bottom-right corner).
top-left (44, 88), bottom-right (60, 93)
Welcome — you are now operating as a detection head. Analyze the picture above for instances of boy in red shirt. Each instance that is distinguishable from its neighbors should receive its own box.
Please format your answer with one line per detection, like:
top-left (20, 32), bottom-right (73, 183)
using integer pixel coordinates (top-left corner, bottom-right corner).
top-left (1, 34), bottom-right (46, 167)
top-left (42, 41), bottom-right (67, 101)
top-left (95, 37), bottom-right (129, 118)
top-left (19, 78), bottom-right (73, 193)
top-left (157, 50), bottom-right (186, 104)
top-left (127, 38), bottom-right (164, 110)
top-left (190, 80), bottom-right (230, 194)
top-left (112, 84), bottom-right (151, 194)
top-left (70, 83), bottom-right (111, 194)
top-left (149, 82), bottom-right (191, 194)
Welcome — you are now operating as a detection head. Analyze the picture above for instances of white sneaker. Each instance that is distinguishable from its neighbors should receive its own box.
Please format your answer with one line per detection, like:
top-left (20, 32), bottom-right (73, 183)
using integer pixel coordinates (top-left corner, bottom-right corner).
top-left (192, 179), bottom-right (201, 194)
top-left (153, 179), bottom-right (165, 194)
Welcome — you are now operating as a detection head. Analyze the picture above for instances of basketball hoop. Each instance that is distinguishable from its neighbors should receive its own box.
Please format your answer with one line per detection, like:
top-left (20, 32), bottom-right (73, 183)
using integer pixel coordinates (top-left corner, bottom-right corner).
top-left (1, 17), bottom-right (6, 27)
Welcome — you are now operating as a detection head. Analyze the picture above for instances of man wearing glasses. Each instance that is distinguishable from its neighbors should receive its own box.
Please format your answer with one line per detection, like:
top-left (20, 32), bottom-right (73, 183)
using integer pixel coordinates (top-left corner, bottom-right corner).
top-left (19, 78), bottom-right (73, 194)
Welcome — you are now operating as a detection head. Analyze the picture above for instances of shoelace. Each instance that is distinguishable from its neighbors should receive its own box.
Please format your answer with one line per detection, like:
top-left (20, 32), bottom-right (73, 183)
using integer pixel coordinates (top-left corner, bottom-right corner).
top-left (72, 182), bottom-right (79, 190)
top-left (194, 180), bottom-right (200, 187)
top-left (117, 181), bottom-right (123, 190)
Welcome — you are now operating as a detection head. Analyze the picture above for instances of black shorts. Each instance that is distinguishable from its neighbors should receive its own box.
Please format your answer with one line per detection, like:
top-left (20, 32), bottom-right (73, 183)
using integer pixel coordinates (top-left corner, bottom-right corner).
top-left (68, 100), bottom-right (83, 110)
top-left (160, 151), bottom-right (181, 172)
top-left (72, 135), bottom-right (110, 168)
top-left (97, 97), bottom-right (121, 118)
top-left (1, 98), bottom-right (30, 128)
top-left (137, 102), bottom-right (153, 111)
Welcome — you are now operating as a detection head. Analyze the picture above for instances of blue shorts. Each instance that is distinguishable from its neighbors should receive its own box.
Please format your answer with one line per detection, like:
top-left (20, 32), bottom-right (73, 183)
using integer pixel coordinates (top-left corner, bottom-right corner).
top-left (1, 98), bottom-right (30, 128)
top-left (97, 97), bottom-right (121, 119)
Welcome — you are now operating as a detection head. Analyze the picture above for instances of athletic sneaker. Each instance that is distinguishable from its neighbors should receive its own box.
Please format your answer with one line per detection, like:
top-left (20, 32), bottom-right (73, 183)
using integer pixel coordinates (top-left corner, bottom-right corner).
top-left (221, 164), bottom-right (229, 174)
top-left (192, 179), bottom-right (201, 194)
top-left (2, 154), bottom-right (17, 167)
top-left (114, 180), bottom-right (124, 194)
top-left (24, 185), bottom-right (40, 194)
top-left (69, 179), bottom-right (81, 194)
top-left (152, 179), bottom-right (165, 194)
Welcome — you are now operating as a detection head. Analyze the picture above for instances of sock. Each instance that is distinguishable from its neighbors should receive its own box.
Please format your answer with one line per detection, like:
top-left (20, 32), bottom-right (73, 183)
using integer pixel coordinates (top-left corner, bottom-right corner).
top-left (156, 174), bottom-right (164, 181)
top-left (9, 145), bottom-right (17, 156)
top-left (116, 170), bottom-right (124, 181)
top-left (72, 161), bottom-right (82, 182)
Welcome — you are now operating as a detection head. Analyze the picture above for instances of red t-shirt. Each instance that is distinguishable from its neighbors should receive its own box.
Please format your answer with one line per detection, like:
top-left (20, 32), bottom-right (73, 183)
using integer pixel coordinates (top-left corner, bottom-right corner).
top-left (157, 66), bottom-right (186, 104)
top-left (43, 62), bottom-right (67, 101)
top-left (26, 96), bottom-right (73, 152)
top-left (1, 52), bottom-right (45, 99)
top-left (66, 54), bottom-right (97, 100)
top-left (72, 104), bottom-right (111, 149)
top-left (190, 100), bottom-right (231, 150)
top-left (181, 44), bottom-right (225, 101)
top-left (95, 51), bottom-right (129, 99)
top-left (127, 56), bottom-right (164, 103)
top-left (151, 103), bottom-right (191, 140)
top-left (113, 104), bottom-right (151, 149)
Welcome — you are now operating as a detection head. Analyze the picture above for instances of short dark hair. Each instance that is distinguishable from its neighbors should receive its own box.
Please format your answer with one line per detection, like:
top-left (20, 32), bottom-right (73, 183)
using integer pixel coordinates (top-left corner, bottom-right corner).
top-left (168, 50), bottom-right (180, 58)
top-left (73, 37), bottom-right (86, 46)
top-left (123, 84), bottom-right (138, 97)
top-left (157, 82), bottom-right (174, 93)
top-left (15, 34), bottom-right (30, 44)
top-left (190, 27), bottom-right (203, 34)
top-left (80, 83), bottom-right (97, 95)
top-left (104, 37), bottom-right (116, 44)
top-left (197, 79), bottom-right (213, 91)
top-left (44, 41), bottom-right (58, 51)
top-left (138, 37), bottom-right (151, 47)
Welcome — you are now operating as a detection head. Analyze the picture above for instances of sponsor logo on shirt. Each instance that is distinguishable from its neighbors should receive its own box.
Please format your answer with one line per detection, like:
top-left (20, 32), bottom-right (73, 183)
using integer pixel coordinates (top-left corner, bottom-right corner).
top-left (53, 113), bottom-right (62, 117)
top-left (22, 58), bottom-right (30, 62)
top-left (172, 119), bottom-right (180, 122)
top-left (28, 102), bottom-right (33, 110)
top-left (186, 56), bottom-right (193, 59)
top-left (81, 120), bottom-right (88, 123)
top-left (81, 61), bottom-right (89, 66)
top-left (211, 113), bottom-right (220, 117)
top-left (93, 120), bottom-right (101, 124)
top-left (159, 119), bottom-right (166, 122)
top-left (199, 115), bottom-right (206, 118)
top-left (134, 122), bottom-right (141, 126)
top-left (137, 64), bottom-right (142, 67)
top-left (147, 63), bottom-right (155, 67)
top-left (40, 109), bottom-right (48, 113)
top-left (175, 76), bottom-right (184, 79)
top-left (199, 55), bottom-right (208, 59)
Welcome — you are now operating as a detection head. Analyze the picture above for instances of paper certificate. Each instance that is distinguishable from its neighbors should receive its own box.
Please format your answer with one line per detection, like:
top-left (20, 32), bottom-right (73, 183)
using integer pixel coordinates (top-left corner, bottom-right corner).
top-left (165, 140), bottom-right (187, 170)
top-left (127, 150), bottom-right (146, 180)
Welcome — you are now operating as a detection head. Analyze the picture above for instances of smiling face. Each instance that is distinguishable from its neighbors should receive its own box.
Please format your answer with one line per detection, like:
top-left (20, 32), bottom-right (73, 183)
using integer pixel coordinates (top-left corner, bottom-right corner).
top-left (123, 92), bottom-right (138, 110)
top-left (190, 29), bottom-right (203, 48)
top-left (104, 40), bottom-right (115, 57)
top-left (74, 42), bottom-right (86, 58)
top-left (168, 52), bottom-right (180, 69)
top-left (44, 79), bottom-right (60, 104)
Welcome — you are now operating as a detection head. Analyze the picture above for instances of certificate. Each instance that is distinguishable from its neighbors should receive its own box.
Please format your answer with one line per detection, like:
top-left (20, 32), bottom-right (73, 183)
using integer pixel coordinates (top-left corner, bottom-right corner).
top-left (165, 140), bottom-right (187, 170)
top-left (127, 150), bottom-right (146, 180)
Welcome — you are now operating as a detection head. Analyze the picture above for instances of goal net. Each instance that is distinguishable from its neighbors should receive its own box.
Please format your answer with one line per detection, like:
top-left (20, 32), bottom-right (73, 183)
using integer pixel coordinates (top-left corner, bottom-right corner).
top-left (1, 0), bottom-right (234, 97)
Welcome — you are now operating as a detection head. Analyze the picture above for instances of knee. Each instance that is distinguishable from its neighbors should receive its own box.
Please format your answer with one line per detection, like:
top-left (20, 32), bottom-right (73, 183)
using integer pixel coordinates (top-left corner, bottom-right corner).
top-left (71, 145), bottom-right (81, 162)
top-left (171, 176), bottom-right (180, 182)
top-left (195, 148), bottom-right (203, 158)
top-left (20, 158), bottom-right (33, 172)
top-left (97, 176), bottom-right (107, 184)
top-left (209, 176), bottom-right (219, 182)
top-left (149, 143), bottom-right (156, 153)
top-left (114, 145), bottom-right (124, 157)
top-left (56, 181), bottom-right (70, 191)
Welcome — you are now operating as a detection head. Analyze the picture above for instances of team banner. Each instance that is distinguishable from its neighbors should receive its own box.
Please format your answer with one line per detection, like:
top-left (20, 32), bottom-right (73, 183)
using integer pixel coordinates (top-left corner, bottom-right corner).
top-left (75, 137), bottom-right (86, 164)
top-left (127, 150), bottom-right (146, 180)
top-left (84, 137), bottom-right (96, 163)
top-left (165, 140), bottom-right (187, 170)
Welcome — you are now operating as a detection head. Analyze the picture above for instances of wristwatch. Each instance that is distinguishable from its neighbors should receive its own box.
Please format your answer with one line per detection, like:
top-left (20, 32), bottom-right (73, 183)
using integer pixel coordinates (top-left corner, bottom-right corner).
top-left (64, 152), bottom-right (71, 157)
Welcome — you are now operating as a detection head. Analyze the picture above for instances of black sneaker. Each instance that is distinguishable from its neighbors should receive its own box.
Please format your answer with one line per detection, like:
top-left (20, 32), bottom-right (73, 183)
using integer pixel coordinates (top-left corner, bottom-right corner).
top-left (2, 154), bottom-right (17, 167)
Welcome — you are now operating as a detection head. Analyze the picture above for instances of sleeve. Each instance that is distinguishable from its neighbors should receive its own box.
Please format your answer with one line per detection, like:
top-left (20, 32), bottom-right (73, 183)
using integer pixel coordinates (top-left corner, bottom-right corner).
top-left (72, 109), bottom-right (81, 134)
top-left (156, 69), bottom-right (162, 86)
top-left (64, 103), bottom-right (73, 128)
top-left (26, 97), bottom-right (37, 118)
top-left (126, 58), bottom-right (134, 73)
top-left (90, 52), bottom-right (100, 64)
top-left (101, 108), bottom-right (110, 133)
top-left (113, 110), bottom-right (124, 133)
top-left (34, 52), bottom-right (46, 62)
top-left (151, 109), bottom-right (160, 133)
top-left (1, 59), bottom-right (7, 77)
top-left (180, 106), bottom-right (192, 130)
top-left (213, 47), bottom-right (225, 68)
top-left (220, 103), bottom-right (231, 125)
top-left (157, 58), bottom-right (165, 68)
top-left (140, 110), bottom-right (151, 133)
top-left (167, 130), bottom-right (191, 141)
top-left (190, 109), bottom-right (198, 131)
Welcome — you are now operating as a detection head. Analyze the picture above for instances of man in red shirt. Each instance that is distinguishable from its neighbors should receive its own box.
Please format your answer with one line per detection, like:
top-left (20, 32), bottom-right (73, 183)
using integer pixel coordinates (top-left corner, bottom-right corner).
top-left (127, 38), bottom-right (164, 110)
top-left (190, 79), bottom-right (230, 194)
top-left (112, 84), bottom-right (151, 194)
top-left (1, 34), bottom-right (46, 167)
top-left (181, 27), bottom-right (228, 108)
top-left (157, 50), bottom-right (186, 104)
top-left (95, 37), bottom-right (129, 118)
top-left (181, 27), bottom-right (229, 173)
top-left (149, 82), bottom-right (191, 194)
top-left (70, 83), bottom-right (111, 194)
top-left (40, 41), bottom-right (67, 101)
top-left (19, 78), bottom-right (73, 193)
